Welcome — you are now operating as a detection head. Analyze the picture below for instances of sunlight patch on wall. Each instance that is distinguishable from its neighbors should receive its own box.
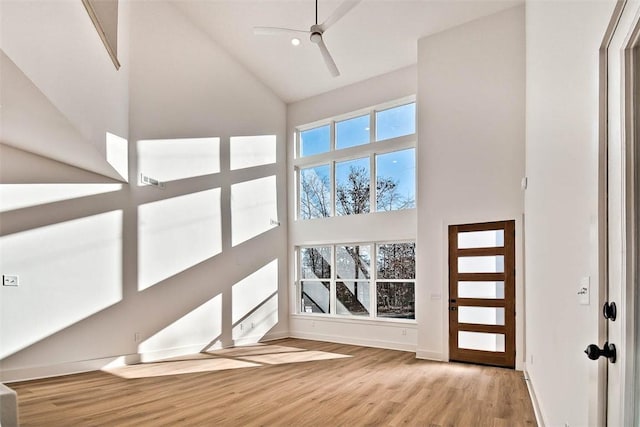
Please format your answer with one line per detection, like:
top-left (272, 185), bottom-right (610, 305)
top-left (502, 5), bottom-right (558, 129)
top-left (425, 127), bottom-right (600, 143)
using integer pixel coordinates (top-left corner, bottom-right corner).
top-left (138, 188), bottom-right (222, 290)
top-left (137, 137), bottom-right (220, 184)
top-left (106, 132), bottom-right (128, 181)
top-left (138, 294), bottom-right (222, 361)
top-left (232, 259), bottom-right (278, 343)
top-left (230, 135), bottom-right (276, 170)
top-left (0, 210), bottom-right (123, 359)
top-left (0, 184), bottom-right (122, 212)
top-left (231, 175), bottom-right (278, 247)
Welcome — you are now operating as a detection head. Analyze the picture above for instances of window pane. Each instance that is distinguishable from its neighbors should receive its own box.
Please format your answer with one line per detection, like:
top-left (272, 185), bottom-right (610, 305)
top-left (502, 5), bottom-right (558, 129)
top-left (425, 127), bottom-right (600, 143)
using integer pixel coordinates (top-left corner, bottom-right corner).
top-left (337, 281), bottom-right (370, 316)
top-left (336, 245), bottom-right (370, 279)
top-left (299, 165), bottom-right (331, 219)
top-left (300, 125), bottom-right (330, 157)
top-left (301, 281), bottom-right (330, 314)
top-left (376, 149), bottom-right (415, 211)
top-left (301, 247), bottom-right (331, 279)
top-left (336, 115), bottom-right (370, 150)
top-left (376, 282), bottom-right (414, 319)
top-left (458, 331), bottom-right (505, 352)
top-left (376, 103), bottom-right (416, 141)
top-left (458, 256), bottom-right (504, 273)
top-left (458, 230), bottom-right (504, 249)
top-left (458, 307), bottom-right (505, 326)
top-left (335, 157), bottom-right (370, 216)
top-left (377, 243), bottom-right (415, 279)
top-left (458, 281), bottom-right (505, 299)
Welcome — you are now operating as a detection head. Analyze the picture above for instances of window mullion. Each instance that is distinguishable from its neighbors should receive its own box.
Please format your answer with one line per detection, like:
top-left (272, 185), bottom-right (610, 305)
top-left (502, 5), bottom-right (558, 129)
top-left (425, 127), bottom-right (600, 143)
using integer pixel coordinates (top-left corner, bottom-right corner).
top-left (370, 154), bottom-right (376, 213)
top-left (330, 245), bottom-right (336, 315)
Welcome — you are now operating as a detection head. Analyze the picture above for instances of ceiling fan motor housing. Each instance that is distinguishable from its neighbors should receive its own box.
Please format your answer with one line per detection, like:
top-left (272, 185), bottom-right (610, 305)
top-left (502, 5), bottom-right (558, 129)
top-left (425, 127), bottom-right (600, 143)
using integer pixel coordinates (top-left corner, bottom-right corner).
top-left (310, 24), bottom-right (323, 43)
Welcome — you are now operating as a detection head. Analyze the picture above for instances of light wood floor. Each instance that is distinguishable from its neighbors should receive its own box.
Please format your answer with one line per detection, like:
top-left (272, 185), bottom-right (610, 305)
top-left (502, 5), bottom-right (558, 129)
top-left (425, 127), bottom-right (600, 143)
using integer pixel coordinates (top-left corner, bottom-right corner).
top-left (10, 338), bottom-right (536, 426)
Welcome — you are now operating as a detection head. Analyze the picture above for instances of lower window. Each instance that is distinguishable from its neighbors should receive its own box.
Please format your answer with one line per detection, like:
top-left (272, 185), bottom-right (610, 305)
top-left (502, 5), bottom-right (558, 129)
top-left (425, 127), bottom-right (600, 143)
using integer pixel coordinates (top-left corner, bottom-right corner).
top-left (297, 242), bottom-right (415, 320)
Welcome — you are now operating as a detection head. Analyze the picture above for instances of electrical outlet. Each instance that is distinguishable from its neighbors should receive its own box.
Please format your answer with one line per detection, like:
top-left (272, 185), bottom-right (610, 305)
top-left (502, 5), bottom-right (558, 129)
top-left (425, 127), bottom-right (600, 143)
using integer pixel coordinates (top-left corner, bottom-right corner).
top-left (402, 329), bottom-right (407, 336)
top-left (530, 354), bottom-right (534, 365)
top-left (251, 322), bottom-right (255, 329)
top-left (3, 275), bottom-right (18, 287)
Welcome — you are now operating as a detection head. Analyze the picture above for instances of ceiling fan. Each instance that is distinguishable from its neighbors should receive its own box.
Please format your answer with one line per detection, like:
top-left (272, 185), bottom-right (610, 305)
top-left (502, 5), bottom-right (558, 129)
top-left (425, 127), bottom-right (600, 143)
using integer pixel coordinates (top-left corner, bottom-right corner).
top-left (254, 0), bottom-right (362, 77)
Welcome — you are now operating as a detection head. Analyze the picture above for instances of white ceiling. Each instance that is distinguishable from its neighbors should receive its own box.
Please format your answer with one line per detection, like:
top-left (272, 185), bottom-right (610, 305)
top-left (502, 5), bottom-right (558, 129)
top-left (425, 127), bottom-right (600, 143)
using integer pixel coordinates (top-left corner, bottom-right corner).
top-left (174, 0), bottom-right (522, 103)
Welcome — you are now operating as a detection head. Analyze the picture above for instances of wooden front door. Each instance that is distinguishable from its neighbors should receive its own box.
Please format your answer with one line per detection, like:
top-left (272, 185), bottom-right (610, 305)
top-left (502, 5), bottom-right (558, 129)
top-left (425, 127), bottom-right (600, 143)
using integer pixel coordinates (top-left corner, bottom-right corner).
top-left (448, 221), bottom-right (516, 368)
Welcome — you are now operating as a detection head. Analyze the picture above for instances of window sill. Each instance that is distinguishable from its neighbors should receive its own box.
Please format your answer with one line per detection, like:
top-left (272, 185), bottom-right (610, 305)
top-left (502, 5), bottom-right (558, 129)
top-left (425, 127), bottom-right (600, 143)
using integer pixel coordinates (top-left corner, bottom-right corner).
top-left (290, 313), bottom-right (417, 328)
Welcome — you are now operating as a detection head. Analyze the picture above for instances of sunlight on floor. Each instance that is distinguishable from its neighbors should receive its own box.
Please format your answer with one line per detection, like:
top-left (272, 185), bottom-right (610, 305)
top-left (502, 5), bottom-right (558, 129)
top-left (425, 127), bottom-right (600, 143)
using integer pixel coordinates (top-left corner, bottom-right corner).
top-left (102, 343), bottom-right (352, 379)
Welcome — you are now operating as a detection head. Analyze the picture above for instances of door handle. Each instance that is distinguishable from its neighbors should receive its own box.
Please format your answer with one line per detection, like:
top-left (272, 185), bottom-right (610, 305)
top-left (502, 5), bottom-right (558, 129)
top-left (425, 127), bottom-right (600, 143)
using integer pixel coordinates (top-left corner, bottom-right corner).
top-left (449, 307), bottom-right (457, 311)
top-left (603, 301), bottom-right (617, 321)
top-left (584, 342), bottom-right (616, 363)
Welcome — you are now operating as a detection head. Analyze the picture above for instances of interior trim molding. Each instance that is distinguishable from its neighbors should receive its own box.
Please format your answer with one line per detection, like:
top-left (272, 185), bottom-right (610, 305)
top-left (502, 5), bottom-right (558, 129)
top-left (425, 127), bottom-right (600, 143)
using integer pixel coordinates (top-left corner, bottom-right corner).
top-left (523, 369), bottom-right (546, 427)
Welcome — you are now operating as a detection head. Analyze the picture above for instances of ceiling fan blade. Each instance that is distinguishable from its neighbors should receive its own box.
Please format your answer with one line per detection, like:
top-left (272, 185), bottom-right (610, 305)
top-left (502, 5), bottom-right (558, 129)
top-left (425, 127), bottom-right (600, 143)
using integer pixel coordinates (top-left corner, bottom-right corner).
top-left (253, 26), bottom-right (309, 36)
top-left (317, 38), bottom-right (340, 77)
top-left (319, 0), bottom-right (362, 32)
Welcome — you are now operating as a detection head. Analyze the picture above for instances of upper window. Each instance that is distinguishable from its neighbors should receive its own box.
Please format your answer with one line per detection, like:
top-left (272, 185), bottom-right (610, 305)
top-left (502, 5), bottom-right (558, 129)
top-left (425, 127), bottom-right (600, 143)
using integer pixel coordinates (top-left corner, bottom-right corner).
top-left (295, 98), bottom-right (416, 220)
top-left (336, 115), bottom-right (370, 150)
top-left (300, 125), bottom-right (330, 157)
top-left (298, 101), bottom-right (415, 158)
top-left (335, 157), bottom-right (370, 216)
top-left (376, 103), bottom-right (416, 141)
top-left (299, 165), bottom-right (331, 219)
top-left (376, 149), bottom-right (416, 211)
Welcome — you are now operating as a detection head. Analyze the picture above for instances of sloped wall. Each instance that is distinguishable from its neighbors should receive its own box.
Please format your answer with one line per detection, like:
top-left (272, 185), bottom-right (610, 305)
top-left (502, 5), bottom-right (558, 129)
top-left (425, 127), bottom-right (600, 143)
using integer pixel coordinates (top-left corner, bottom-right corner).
top-left (0, 1), bottom-right (287, 381)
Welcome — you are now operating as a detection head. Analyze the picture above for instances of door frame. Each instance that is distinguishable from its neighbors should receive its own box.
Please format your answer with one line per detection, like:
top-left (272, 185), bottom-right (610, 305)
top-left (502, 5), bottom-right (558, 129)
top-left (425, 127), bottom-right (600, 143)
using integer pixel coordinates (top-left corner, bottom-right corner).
top-left (599, 1), bottom-right (640, 424)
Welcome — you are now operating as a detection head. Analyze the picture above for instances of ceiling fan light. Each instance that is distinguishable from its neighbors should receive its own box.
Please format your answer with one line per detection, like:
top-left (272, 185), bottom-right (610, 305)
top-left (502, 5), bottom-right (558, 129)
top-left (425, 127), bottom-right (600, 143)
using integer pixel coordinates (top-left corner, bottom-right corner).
top-left (291, 38), bottom-right (301, 46)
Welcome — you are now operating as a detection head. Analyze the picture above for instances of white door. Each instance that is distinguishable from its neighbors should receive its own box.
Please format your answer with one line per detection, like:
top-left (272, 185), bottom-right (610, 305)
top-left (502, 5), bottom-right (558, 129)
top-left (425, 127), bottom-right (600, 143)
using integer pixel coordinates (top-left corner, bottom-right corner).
top-left (603, 2), bottom-right (640, 425)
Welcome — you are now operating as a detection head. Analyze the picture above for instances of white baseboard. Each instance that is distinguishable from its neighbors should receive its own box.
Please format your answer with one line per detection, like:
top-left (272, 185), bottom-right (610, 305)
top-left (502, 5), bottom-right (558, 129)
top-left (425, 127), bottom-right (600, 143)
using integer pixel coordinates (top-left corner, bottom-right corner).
top-left (523, 369), bottom-right (545, 427)
top-left (1, 354), bottom-right (137, 383)
top-left (1, 332), bottom-right (293, 383)
top-left (290, 330), bottom-right (416, 352)
top-left (415, 349), bottom-right (444, 361)
top-left (258, 331), bottom-right (290, 343)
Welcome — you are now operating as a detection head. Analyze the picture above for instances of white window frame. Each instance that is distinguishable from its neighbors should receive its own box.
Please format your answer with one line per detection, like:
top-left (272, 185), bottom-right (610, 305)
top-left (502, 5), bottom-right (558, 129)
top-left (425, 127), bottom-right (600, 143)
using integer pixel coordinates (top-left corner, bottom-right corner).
top-left (294, 96), bottom-right (417, 221)
top-left (296, 240), bottom-right (416, 322)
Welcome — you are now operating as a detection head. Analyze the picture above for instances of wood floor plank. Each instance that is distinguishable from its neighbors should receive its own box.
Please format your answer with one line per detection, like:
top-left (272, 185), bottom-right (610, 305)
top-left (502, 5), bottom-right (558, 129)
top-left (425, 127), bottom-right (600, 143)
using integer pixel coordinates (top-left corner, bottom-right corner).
top-left (8, 338), bottom-right (536, 426)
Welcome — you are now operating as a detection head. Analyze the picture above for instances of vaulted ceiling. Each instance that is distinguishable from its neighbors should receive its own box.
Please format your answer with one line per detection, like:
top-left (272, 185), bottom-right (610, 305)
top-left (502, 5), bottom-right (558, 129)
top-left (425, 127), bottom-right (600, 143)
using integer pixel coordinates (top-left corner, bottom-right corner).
top-left (174, 0), bottom-right (522, 103)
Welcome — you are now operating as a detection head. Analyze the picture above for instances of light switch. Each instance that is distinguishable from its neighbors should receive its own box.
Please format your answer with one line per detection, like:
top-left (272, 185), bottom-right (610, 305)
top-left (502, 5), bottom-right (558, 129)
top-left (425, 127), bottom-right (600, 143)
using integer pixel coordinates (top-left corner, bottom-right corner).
top-left (578, 277), bottom-right (590, 305)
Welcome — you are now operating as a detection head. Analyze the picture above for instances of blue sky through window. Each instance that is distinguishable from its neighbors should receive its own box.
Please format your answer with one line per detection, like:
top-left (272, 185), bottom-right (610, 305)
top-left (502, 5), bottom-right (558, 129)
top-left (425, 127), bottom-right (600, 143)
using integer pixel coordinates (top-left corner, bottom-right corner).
top-left (376, 149), bottom-right (415, 211)
top-left (336, 115), bottom-right (370, 150)
top-left (300, 125), bottom-right (330, 157)
top-left (376, 103), bottom-right (416, 141)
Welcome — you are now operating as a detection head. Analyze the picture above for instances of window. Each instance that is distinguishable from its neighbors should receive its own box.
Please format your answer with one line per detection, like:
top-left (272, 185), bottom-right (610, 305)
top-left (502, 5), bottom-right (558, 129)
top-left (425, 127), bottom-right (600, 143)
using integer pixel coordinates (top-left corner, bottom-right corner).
top-left (300, 125), bottom-right (330, 157)
top-left (299, 165), bottom-right (331, 219)
top-left (300, 246), bottom-right (331, 314)
top-left (336, 245), bottom-right (371, 316)
top-left (295, 99), bottom-right (416, 220)
top-left (376, 148), bottom-right (415, 211)
top-left (335, 157), bottom-right (370, 216)
top-left (376, 103), bottom-right (416, 141)
top-left (297, 241), bottom-right (415, 320)
top-left (376, 243), bottom-right (415, 319)
top-left (336, 115), bottom-right (370, 149)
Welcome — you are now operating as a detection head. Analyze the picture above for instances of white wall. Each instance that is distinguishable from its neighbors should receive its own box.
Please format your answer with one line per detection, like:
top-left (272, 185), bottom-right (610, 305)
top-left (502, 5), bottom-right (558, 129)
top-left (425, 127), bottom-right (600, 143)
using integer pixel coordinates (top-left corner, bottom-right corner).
top-left (0, 0), bottom-right (129, 180)
top-left (525, 1), bottom-right (616, 425)
top-left (287, 66), bottom-right (419, 350)
top-left (0, 0), bottom-right (288, 381)
top-left (416, 6), bottom-right (525, 364)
